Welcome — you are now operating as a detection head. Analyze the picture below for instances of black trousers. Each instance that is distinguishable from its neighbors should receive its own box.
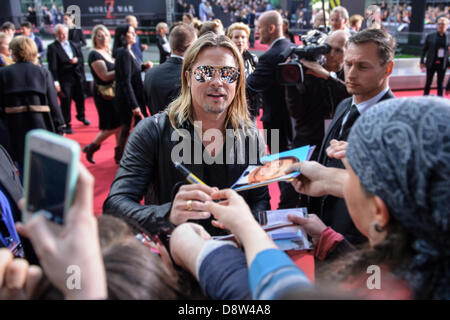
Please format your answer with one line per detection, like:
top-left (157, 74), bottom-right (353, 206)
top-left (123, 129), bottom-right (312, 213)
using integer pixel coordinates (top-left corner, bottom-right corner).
top-left (59, 77), bottom-right (85, 126)
top-left (424, 63), bottom-right (446, 96)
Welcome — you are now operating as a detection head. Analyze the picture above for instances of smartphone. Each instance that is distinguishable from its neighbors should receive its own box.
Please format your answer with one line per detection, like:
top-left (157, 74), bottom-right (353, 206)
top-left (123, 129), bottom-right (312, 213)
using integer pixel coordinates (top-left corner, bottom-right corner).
top-left (22, 129), bottom-right (80, 225)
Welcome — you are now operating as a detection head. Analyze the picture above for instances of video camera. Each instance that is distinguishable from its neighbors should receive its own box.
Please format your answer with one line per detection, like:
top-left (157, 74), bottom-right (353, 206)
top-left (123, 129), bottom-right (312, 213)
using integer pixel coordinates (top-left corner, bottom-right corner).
top-left (277, 28), bottom-right (331, 86)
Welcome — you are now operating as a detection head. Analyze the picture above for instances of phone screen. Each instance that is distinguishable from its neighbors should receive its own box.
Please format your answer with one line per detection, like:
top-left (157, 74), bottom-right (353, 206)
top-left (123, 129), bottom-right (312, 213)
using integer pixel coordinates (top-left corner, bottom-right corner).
top-left (26, 151), bottom-right (68, 224)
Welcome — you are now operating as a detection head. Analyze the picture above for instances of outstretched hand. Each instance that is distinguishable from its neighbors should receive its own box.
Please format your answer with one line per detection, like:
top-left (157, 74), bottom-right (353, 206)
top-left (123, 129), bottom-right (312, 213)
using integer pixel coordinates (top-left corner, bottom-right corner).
top-left (16, 164), bottom-right (107, 300)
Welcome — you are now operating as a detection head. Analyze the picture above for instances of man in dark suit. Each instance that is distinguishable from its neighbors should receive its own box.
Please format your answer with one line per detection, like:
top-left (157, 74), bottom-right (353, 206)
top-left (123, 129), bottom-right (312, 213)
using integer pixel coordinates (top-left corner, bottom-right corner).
top-left (421, 17), bottom-right (449, 97)
top-left (295, 29), bottom-right (397, 244)
top-left (156, 22), bottom-right (171, 64)
top-left (246, 10), bottom-right (296, 209)
top-left (144, 23), bottom-right (197, 116)
top-left (247, 10), bottom-right (293, 154)
top-left (63, 13), bottom-right (86, 48)
top-left (47, 24), bottom-right (89, 134)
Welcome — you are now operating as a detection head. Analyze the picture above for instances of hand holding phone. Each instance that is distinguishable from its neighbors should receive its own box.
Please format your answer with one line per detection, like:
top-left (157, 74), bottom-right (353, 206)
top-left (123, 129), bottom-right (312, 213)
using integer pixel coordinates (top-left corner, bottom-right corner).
top-left (22, 129), bottom-right (80, 225)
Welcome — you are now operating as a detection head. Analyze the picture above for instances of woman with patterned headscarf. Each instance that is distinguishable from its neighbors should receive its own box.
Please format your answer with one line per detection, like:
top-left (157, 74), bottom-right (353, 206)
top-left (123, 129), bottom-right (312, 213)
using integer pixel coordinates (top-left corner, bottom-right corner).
top-left (289, 96), bottom-right (450, 299)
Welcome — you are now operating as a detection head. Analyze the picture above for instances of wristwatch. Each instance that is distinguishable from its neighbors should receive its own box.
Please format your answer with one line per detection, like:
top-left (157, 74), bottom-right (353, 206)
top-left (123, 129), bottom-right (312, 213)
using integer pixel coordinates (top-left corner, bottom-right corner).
top-left (328, 71), bottom-right (337, 80)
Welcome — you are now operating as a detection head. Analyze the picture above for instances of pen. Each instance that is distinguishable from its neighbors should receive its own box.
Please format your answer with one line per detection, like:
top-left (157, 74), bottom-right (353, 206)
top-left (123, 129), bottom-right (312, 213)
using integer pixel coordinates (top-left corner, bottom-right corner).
top-left (174, 162), bottom-right (207, 186)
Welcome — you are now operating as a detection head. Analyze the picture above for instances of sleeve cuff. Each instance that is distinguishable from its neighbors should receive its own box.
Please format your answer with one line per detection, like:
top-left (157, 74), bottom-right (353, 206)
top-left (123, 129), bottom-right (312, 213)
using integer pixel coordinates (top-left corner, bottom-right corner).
top-left (249, 249), bottom-right (298, 293)
top-left (315, 227), bottom-right (344, 261)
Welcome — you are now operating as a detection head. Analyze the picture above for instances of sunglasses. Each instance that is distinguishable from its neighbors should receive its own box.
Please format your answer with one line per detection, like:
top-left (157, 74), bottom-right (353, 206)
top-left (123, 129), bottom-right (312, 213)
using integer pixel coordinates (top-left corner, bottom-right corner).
top-left (191, 65), bottom-right (240, 83)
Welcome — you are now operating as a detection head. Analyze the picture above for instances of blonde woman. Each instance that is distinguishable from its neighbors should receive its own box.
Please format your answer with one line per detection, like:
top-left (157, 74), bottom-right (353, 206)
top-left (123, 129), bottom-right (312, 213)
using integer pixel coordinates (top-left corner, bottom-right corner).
top-left (227, 22), bottom-right (260, 117)
top-left (0, 36), bottom-right (64, 167)
top-left (84, 25), bottom-right (121, 164)
top-left (0, 32), bottom-right (13, 67)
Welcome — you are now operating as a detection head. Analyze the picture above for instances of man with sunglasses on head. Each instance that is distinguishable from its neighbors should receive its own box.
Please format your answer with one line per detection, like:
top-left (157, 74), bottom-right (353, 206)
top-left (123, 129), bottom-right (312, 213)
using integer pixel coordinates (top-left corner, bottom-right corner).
top-left (104, 33), bottom-right (270, 240)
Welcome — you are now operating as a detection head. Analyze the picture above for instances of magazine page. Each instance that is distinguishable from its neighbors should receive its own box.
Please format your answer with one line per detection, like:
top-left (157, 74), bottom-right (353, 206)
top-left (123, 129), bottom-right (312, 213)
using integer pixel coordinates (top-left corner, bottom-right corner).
top-left (231, 145), bottom-right (315, 192)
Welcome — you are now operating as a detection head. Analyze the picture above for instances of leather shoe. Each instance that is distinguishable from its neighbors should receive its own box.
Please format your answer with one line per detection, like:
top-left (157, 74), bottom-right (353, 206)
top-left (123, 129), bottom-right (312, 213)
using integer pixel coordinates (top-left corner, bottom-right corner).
top-left (64, 126), bottom-right (73, 134)
top-left (76, 115), bottom-right (91, 126)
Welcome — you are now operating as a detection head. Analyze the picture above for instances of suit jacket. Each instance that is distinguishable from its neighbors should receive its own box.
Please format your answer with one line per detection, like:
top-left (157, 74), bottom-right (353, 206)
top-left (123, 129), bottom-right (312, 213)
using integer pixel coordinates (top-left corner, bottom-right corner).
top-left (114, 48), bottom-right (145, 115)
top-left (47, 40), bottom-right (85, 83)
top-left (32, 34), bottom-right (45, 60)
top-left (131, 36), bottom-right (143, 64)
top-left (246, 38), bottom-right (294, 152)
top-left (312, 89), bottom-right (395, 244)
top-left (144, 56), bottom-right (183, 115)
top-left (68, 28), bottom-right (86, 47)
top-left (156, 35), bottom-right (171, 64)
top-left (421, 31), bottom-right (449, 69)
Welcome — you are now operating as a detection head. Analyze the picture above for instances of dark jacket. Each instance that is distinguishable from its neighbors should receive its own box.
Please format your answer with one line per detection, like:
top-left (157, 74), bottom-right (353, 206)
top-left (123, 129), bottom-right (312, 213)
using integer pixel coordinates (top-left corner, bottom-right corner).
top-left (114, 48), bottom-right (145, 120)
top-left (310, 89), bottom-right (395, 244)
top-left (68, 28), bottom-right (86, 47)
top-left (421, 31), bottom-right (449, 69)
top-left (246, 38), bottom-right (294, 152)
top-left (285, 69), bottom-right (350, 149)
top-left (46, 40), bottom-right (85, 83)
top-left (32, 34), bottom-right (45, 62)
top-left (0, 62), bottom-right (65, 164)
top-left (103, 112), bottom-right (270, 236)
top-left (144, 56), bottom-right (183, 115)
top-left (156, 34), bottom-right (171, 64)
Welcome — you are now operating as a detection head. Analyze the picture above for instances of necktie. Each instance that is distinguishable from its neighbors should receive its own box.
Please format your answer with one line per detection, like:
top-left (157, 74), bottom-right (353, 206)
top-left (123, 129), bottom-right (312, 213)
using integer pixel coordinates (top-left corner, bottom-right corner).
top-left (339, 104), bottom-right (360, 140)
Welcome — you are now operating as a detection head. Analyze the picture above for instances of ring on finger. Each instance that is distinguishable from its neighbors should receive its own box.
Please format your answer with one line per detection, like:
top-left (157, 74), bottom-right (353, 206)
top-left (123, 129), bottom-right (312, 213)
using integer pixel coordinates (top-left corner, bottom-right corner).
top-left (186, 200), bottom-right (193, 211)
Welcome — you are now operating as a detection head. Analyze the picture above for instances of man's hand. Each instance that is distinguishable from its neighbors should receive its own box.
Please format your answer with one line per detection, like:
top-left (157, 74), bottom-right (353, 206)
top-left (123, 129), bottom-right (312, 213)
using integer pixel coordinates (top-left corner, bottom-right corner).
top-left (0, 249), bottom-right (43, 300)
top-left (300, 59), bottom-right (330, 79)
top-left (287, 161), bottom-right (332, 197)
top-left (326, 139), bottom-right (348, 159)
top-left (169, 184), bottom-right (217, 226)
top-left (420, 63), bottom-right (426, 72)
top-left (69, 57), bottom-right (78, 64)
top-left (141, 44), bottom-right (148, 51)
top-left (287, 214), bottom-right (326, 246)
top-left (55, 84), bottom-right (61, 93)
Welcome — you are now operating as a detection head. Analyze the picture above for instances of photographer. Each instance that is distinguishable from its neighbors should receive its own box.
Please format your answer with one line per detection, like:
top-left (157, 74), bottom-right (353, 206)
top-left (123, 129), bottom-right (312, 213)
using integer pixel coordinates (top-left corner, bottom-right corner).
top-left (285, 30), bottom-right (350, 150)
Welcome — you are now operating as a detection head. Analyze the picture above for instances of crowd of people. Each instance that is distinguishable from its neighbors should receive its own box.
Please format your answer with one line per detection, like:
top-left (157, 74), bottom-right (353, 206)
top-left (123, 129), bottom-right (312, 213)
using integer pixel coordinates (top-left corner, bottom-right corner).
top-left (0, 1), bottom-right (449, 302)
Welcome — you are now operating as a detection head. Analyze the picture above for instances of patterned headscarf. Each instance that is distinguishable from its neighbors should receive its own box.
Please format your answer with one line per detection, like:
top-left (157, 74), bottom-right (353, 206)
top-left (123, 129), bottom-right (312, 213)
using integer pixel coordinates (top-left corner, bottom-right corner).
top-left (346, 97), bottom-right (450, 299)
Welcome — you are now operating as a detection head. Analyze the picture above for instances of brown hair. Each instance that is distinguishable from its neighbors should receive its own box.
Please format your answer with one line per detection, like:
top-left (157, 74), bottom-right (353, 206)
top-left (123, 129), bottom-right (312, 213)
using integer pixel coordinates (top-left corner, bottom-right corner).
top-left (349, 14), bottom-right (364, 28)
top-left (169, 23), bottom-right (197, 54)
top-left (9, 35), bottom-right (38, 63)
top-left (347, 28), bottom-right (396, 65)
top-left (32, 215), bottom-right (184, 300)
top-left (198, 20), bottom-right (223, 37)
top-left (167, 32), bottom-right (252, 132)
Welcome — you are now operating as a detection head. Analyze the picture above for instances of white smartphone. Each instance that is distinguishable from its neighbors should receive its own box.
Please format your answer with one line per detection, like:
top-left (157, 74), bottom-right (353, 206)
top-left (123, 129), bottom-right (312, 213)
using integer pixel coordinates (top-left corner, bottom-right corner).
top-left (22, 129), bottom-right (80, 225)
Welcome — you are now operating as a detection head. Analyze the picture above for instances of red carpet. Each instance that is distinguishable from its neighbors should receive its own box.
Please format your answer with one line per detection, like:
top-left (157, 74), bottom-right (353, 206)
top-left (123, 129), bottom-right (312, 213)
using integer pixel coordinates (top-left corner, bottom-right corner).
top-left (66, 89), bottom-right (447, 283)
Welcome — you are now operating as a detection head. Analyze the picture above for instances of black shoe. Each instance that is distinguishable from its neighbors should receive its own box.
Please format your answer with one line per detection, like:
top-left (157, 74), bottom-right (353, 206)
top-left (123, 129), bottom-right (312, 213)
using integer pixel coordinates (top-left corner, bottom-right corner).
top-left (83, 143), bottom-right (101, 164)
top-left (114, 146), bottom-right (123, 164)
top-left (76, 115), bottom-right (91, 126)
top-left (64, 126), bottom-right (73, 134)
